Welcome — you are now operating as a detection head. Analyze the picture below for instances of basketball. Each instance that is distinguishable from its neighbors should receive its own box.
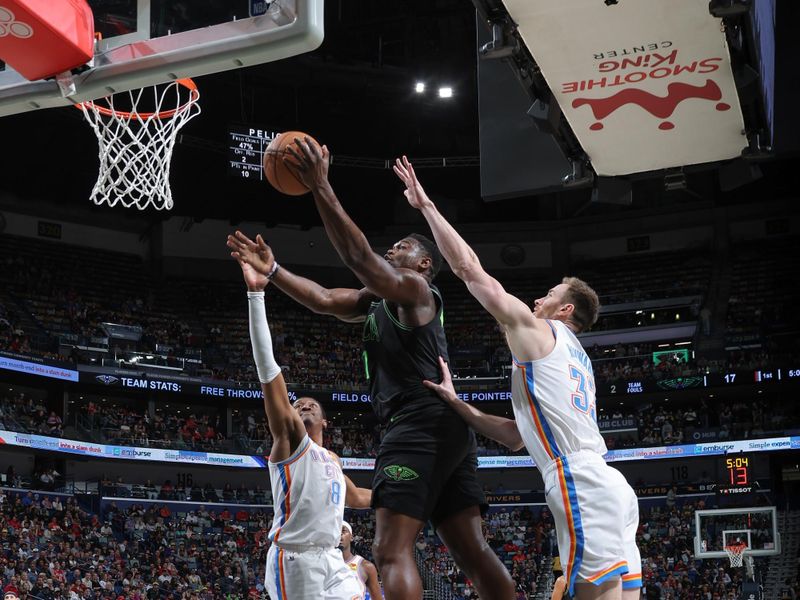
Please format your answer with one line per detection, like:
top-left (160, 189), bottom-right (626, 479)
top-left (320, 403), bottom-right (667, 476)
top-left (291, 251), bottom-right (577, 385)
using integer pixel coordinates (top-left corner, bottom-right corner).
top-left (263, 131), bottom-right (321, 196)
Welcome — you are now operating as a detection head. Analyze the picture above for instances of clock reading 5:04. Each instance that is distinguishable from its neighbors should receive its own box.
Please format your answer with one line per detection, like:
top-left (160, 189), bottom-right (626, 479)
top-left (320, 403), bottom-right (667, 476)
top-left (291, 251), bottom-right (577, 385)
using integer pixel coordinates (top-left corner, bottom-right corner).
top-left (725, 456), bottom-right (750, 485)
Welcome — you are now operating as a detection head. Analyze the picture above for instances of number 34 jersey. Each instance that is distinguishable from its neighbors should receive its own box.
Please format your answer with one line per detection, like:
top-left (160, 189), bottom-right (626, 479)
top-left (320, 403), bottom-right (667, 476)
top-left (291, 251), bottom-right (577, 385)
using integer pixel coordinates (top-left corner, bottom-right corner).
top-left (510, 319), bottom-right (607, 469)
top-left (268, 435), bottom-right (346, 549)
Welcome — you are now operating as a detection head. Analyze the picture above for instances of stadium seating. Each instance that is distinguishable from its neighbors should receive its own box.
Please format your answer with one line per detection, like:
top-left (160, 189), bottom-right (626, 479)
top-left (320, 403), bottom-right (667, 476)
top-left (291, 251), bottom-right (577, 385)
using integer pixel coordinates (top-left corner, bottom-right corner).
top-left (0, 234), bottom-right (727, 387)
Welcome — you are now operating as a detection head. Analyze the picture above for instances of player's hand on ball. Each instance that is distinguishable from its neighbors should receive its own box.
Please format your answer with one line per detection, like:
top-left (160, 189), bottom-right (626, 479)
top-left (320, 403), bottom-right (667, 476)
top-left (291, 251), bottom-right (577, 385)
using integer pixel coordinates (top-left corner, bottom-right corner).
top-left (227, 231), bottom-right (275, 279)
top-left (393, 155), bottom-right (432, 210)
top-left (284, 137), bottom-right (331, 191)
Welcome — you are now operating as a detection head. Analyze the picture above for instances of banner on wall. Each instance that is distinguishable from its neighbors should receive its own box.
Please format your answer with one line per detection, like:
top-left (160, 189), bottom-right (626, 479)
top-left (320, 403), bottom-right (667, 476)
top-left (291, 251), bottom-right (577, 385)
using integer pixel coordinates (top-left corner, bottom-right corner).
top-left (3, 351), bottom-right (798, 402)
top-left (3, 430), bottom-right (795, 471)
top-left (0, 351), bottom-right (79, 381)
top-left (0, 430), bottom-right (266, 468)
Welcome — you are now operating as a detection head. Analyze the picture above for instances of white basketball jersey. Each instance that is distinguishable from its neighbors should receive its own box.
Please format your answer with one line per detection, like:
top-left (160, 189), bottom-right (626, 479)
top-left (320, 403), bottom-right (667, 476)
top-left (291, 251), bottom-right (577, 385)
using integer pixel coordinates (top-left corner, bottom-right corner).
top-left (510, 319), bottom-right (607, 470)
top-left (346, 555), bottom-right (367, 598)
top-left (268, 435), bottom-right (345, 548)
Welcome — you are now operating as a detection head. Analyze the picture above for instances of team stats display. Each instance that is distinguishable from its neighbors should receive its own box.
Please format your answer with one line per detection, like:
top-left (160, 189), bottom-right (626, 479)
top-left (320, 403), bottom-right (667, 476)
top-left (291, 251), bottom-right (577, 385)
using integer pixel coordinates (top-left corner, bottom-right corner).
top-left (228, 125), bottom-right (275, 181)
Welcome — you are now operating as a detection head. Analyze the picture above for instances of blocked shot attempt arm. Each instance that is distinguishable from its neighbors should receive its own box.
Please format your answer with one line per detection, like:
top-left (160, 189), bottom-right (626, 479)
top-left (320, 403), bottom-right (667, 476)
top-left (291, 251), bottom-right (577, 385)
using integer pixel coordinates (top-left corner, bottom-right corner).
top-left (237, 256), bottom-right (305, 462)
top-left (423, 357), bottom-right (525, 452)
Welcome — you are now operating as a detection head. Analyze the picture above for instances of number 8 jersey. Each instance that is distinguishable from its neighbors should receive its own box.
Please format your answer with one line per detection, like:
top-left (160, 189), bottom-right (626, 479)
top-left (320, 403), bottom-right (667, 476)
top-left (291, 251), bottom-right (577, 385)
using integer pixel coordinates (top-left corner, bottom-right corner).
top-left (510, 319), bottom-right (606, 469)
top-left (268, 435), bottom-right (346, 549)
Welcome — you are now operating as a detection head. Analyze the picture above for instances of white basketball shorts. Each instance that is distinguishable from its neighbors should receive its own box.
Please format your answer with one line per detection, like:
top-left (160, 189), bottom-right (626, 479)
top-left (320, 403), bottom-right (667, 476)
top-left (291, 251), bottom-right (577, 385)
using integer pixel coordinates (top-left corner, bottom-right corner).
top-left (544, 450), bottom-right (643, 595)
top-left (266, 544), bottom-right (362, 600)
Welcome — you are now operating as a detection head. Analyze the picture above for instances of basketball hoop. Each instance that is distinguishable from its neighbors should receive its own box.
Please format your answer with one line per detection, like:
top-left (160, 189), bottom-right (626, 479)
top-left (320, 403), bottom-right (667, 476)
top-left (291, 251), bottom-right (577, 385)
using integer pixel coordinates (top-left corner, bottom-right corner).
top-left (724, 543), bottom-right (747, 568)
top-left (77, 79), bottom-right (201, 211)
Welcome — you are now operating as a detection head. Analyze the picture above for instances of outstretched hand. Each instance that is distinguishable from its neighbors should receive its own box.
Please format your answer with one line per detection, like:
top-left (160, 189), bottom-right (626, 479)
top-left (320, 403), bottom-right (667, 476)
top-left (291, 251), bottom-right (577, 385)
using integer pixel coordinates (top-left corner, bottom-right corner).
top-left (226, 231), bottom-right (275, 290)
top-left (422, 356), bottom-right (460, 404)
top-left (283, 137), bottom-right (331, 191)
top-left (393, 155), bottom-right (433, 210)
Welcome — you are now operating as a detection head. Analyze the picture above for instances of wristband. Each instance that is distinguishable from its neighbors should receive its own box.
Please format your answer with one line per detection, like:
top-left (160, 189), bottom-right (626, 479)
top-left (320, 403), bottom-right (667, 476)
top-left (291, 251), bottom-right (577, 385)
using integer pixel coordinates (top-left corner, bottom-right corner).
top-left (267, 262), bottom-right (280, 280)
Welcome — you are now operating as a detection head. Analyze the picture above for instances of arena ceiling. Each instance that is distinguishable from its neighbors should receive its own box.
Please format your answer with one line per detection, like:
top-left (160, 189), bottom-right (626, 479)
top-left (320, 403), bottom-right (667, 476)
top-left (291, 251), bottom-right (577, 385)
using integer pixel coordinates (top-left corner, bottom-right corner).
top-left (0, 0), bottom-right (797, 230)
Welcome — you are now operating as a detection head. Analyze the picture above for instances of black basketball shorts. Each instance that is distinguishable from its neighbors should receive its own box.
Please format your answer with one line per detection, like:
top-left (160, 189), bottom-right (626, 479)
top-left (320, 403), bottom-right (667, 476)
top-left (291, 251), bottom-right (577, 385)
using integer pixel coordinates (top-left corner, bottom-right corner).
top-left (370, 407), bottom-right (486, 528)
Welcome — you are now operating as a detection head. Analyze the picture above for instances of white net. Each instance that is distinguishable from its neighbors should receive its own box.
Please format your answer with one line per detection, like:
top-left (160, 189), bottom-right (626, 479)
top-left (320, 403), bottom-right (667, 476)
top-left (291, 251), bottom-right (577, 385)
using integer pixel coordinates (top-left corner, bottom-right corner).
top-left (724, 544), bottom-right (747, 568)
top-left (78, 79), bottom-right (201, 210)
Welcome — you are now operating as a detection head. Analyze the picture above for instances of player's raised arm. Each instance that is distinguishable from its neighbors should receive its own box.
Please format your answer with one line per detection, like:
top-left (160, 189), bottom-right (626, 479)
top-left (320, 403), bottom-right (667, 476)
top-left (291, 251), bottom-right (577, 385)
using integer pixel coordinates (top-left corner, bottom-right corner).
top-left (283, 139), bottom-right (430, 307)
top-left (424, 357), bottom-right (525, 451)
top-left (237, 254), bottom-right (305, 463)
top-left (228, 231), bottom-right (375, 323)
top-left (393, 157), bottom-right (533, 329)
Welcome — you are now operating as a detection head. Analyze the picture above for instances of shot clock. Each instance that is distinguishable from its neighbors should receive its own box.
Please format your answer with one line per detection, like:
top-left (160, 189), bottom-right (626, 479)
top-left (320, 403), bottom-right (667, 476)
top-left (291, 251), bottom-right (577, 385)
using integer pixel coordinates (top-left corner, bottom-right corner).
top-left (717, 453), bottom-right (755, 496)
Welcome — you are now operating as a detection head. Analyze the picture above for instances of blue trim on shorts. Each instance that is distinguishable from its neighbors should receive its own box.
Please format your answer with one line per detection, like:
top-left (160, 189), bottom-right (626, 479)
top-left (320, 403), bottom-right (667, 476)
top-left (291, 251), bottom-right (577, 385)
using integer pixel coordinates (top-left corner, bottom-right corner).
top-left (622, 575), bottom-right (643, 590)
top-left (589, 564), bottom-right (629, 586)
top-left (273, 548), bottom-right (283, 599)
top-left (562, 457), bottom-right (585, 597)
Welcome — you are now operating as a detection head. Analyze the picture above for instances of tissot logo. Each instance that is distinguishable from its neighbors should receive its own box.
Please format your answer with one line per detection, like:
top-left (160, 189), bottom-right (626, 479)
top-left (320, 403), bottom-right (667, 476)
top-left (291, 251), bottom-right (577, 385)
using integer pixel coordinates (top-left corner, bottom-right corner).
top-left (95, 375), bottom-right (119, 385)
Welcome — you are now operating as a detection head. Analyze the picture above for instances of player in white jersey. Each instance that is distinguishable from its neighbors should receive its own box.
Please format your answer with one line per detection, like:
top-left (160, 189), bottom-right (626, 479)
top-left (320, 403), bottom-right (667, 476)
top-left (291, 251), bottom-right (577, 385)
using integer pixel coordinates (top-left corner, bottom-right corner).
top-left (232, 251), bottom-right (372, 600)
top-left (340, 522), bottom-right (382, 600)
top-left (395, 157), bottom-right (642, 600)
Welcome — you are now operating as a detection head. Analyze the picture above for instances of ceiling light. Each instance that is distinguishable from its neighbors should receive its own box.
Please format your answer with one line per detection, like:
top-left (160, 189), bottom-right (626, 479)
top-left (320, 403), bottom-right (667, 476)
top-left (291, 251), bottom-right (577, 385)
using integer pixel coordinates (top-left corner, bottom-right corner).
top-left (438, 86), bottom-right (453, 99)
top-left (415, 82), bottom-right (425, 93)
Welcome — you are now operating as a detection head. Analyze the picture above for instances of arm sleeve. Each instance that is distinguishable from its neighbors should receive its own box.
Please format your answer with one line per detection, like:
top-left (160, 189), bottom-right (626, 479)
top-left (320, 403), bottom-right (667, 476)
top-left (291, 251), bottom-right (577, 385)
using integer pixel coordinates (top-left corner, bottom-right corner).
top-left (247, 291), bottom-right (282, 384)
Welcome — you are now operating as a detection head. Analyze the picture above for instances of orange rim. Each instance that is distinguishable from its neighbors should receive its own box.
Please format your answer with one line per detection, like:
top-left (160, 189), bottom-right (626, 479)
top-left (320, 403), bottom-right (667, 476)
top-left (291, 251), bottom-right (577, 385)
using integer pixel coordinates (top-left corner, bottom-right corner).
top-left (77, 78), bottom-right (199, 119)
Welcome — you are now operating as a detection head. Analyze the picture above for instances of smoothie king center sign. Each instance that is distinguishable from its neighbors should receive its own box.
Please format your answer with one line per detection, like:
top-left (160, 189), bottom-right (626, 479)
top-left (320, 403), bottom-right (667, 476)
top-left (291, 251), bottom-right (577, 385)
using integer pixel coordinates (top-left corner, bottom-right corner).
top-left (504, 0), bottom-right (747, 175)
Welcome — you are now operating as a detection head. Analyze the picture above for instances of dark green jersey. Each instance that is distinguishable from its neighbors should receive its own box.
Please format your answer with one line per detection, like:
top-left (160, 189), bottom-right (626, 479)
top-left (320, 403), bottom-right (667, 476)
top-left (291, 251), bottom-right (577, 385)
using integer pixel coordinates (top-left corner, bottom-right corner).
top-left (362, 285), bottom-right (450, 425)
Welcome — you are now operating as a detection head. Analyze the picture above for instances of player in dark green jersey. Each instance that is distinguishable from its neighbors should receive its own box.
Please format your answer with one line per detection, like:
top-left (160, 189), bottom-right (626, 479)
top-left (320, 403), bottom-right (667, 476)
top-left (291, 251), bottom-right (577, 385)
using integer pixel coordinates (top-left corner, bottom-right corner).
top-left (227, 137), bottom-right (515, 600)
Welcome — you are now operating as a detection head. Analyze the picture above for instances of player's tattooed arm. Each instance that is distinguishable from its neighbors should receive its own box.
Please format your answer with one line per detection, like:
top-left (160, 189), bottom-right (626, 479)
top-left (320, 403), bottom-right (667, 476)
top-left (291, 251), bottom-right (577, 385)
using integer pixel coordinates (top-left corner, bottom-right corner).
top-left (228, 230), bottom-right (376, 322)
top-left (424, 357), bottom-right (525, 452)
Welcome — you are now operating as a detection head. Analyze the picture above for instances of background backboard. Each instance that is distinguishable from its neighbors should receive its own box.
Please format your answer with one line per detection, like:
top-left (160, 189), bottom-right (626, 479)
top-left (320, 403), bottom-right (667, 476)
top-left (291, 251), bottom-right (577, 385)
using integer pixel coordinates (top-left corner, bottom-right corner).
top-left (695, 506), bottom-right (780, 560)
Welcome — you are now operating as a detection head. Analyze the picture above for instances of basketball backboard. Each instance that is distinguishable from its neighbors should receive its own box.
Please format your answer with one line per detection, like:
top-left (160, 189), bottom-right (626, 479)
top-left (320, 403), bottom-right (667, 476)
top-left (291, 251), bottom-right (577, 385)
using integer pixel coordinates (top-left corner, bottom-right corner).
top-left (0, 0), bottom-right (324, 117)
top-left (694, 506), bottom-right (780, 560)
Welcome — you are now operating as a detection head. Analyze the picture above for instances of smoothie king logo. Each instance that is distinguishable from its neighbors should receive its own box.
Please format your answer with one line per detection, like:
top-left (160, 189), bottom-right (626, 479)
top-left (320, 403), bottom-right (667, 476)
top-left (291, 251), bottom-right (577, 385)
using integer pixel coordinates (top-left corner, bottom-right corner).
top-left (561, 43), bottom-right (731, 131)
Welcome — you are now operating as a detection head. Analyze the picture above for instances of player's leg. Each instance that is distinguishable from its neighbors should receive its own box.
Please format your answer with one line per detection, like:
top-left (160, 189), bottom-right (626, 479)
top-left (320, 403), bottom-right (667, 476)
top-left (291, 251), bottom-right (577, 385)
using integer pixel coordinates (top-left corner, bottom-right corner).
top-left (622, 588), bottom-right (642, 600)
top-left (370, 427), bottom-right (443, 599)
top-left (574, 578), bottom-right (623, 600)
top-left (620, 481), bottom-right (643, 600)
top-left (431, 446), bottom-right (515, 600)
top-left (371, 508), bottom-right (424, 599)
top-left (549, 455), bottom-right (635, 600)
top-left (435, 505), bottom-right (516, 600)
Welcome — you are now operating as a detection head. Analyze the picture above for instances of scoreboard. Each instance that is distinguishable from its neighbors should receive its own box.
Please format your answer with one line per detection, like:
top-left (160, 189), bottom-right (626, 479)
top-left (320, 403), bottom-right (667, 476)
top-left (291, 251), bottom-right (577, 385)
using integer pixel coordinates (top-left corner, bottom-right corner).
top-left (717, 453), bottom-right (756, 496)
top-left (228, 125), bottom-right (275, 181)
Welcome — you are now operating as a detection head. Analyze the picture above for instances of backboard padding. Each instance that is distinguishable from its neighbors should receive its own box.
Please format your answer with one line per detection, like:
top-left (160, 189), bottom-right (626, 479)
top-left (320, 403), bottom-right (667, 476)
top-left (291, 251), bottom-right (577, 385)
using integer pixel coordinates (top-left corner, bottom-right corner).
top-left (0, 0), bottom-right (324, 117)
